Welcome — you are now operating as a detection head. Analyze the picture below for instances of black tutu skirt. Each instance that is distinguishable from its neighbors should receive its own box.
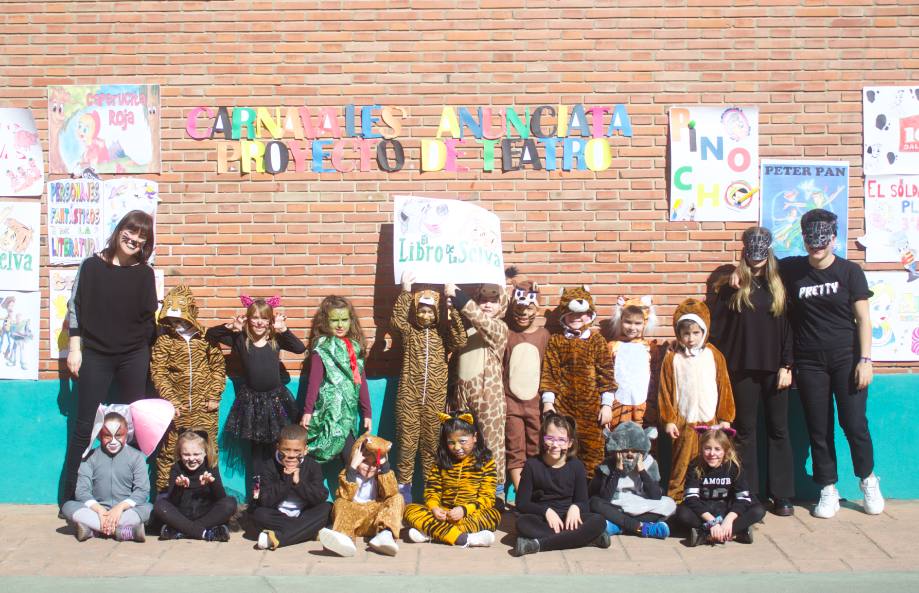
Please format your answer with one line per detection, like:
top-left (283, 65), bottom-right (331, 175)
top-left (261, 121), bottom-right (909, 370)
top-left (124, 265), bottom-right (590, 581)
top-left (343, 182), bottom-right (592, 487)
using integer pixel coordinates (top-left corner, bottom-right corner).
top-left (224, 384), bottom-right (299, 444)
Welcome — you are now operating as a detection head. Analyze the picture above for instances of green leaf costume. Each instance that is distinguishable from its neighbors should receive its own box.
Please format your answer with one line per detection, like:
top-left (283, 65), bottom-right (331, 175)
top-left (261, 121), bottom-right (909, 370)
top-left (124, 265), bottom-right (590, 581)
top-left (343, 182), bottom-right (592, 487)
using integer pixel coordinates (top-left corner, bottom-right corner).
top-left (307, 336), bottom-right (363, 462)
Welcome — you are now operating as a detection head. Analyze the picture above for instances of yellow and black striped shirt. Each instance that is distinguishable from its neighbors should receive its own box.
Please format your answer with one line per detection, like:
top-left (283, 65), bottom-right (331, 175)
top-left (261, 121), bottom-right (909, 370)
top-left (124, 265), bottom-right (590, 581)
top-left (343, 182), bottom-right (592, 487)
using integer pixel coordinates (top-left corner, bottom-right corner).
top-left (424, 456), bottom-right (497, 515)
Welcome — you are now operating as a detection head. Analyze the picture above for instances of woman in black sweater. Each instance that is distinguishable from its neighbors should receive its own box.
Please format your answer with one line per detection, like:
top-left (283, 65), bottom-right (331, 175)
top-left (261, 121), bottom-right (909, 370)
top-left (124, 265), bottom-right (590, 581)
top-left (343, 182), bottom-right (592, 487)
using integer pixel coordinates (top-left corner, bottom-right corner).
top-left (513, 413), bottom-right (608, 556)
top-left (62, 211), bottom-right (158, 504)
top-left (710, 227), bottom-right (795, 516)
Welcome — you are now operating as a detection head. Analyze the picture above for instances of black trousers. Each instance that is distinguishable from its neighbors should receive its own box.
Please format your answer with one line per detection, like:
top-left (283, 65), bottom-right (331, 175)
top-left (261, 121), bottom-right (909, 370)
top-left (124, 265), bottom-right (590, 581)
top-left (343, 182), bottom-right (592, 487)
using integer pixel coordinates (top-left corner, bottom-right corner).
top-left (252, 502), bottom-right (331, 547)
top-left (674, 503), bottom-right (765, 533)
top-left (515, 510), bottom-right (606, 552)
top-left (62, 346), bottom-right (150, 502)
top-left (795, 347), bottom-right (874, 486)
top-left (154, 496), bottom-right (238, 539)
top-left (589, 497), bottom-right (667, 534)
top-left (731, 370), bottom-right (795, 499)
top-left (251, 442), bottom-right (276, 483)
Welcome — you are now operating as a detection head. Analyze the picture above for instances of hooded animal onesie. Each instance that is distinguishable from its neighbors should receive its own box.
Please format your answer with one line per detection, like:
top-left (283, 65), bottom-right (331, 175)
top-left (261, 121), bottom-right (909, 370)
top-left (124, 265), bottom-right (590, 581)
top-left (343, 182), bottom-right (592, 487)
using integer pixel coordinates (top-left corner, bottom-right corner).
top-left (452, 284), bottom-right (509, 487)
top-left (607, 296), bottom-right (664, 430)
top-left (151, 286), bottom-right (227, 491)
top-left (329, 434), bottom-right (404, 539)
top-left (503, 273), bottom-right (549, 474)
top-left (391, 288), bottom-right (467, 485)
top-left (540, 287), bottom-right (616, 476)
top-left (658, 298), bottom-right (735, 501)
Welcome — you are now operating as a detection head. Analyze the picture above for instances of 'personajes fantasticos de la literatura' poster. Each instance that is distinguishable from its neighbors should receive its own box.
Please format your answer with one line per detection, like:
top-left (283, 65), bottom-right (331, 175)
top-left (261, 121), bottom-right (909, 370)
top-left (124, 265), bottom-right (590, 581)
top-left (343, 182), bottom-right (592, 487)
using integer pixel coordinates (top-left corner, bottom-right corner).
top-left (759, 160), bottom-right (849, 260)
top-left (392, 195), bottom-right (505, 286)
top-left (669, 106), bottom-right (759, 222)
top-left (48, 84), bottom-right (160, 175)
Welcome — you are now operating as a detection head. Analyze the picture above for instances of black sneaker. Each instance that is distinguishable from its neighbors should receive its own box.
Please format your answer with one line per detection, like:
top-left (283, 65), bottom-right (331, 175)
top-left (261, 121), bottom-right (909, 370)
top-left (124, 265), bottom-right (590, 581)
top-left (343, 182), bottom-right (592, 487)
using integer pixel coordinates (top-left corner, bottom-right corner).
top-left (159, 525), bottom-right (184, 540)
top-left (687, 527), bottom-right (705, 547)
top-left (514, 536), bottom-right (540, 556)
top-left (211, 524), bottom-right (231, 542)
top-left (735, 528), bottom-right (754, 544)
top-left (593, 531), bottom-right (611, 549)
top-left (772, 498), bottom-right (794, 517)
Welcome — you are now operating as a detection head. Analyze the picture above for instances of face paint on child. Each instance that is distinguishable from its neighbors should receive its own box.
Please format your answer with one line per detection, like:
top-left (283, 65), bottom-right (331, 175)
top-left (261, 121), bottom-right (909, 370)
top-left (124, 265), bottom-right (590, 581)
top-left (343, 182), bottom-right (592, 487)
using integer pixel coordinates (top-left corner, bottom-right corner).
top-left (511, 302), bottom-right (538, 330)
top-left (702, 439), bottom-right (725, 468)
top-left (180, 442), bottom-right (206, 472)
top-left (415, 304), bottom-right (435, 328)
top-left (562, 311), bottom-right (593, 330)
top-left (100, 420), bottom-right (127, 455)
top-left (276, 438), bottom-right (306, 470)
top-left (445, 430), bottom-right (477, 461)
top-left (248, 311), bottom-right (270, 338)
top-left (542, 424), bottom-right (570, 465)
top-left (617, 449), bottom-right (642, 473)
top-left (329, 308), bottom-right (351, 338)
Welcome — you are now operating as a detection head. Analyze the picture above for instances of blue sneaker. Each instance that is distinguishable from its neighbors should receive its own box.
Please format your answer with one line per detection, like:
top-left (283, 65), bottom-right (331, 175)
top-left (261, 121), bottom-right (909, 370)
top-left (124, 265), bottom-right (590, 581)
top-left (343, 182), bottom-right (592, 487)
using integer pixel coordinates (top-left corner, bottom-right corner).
top-left (640, 521), bottom-right (670, 539)
top-left (605, 520), bottom-right (622, 536)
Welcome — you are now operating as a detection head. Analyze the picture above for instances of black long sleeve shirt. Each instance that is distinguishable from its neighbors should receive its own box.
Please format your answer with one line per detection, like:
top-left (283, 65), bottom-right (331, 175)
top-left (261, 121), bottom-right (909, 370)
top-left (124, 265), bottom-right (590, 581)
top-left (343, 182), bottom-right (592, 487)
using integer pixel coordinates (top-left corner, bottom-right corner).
top-left (206, 325), bottom-right (306, 392)
top-left (516, 456), bottom-right (590, 517)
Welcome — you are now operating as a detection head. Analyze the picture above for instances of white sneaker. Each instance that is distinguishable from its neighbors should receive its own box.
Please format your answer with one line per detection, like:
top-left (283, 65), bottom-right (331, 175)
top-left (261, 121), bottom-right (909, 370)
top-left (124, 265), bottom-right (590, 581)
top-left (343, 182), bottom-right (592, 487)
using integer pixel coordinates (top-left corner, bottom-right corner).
top-left (398, 483), bottom-right (413, 505)
top-left (813, 484), bottom-right (841, 519)
top-left (860, 474), bottom-right (885, 515)
top-left (319, 528), bottom-right (357, 557)
top-left (256, 531), bottom-right (269, 550)
top-left (465, 530), bottom-right (496, 548)
top-left (407, 528), bottom-right (430, 543)
top-left (369, 529), bottom-right (399, 556)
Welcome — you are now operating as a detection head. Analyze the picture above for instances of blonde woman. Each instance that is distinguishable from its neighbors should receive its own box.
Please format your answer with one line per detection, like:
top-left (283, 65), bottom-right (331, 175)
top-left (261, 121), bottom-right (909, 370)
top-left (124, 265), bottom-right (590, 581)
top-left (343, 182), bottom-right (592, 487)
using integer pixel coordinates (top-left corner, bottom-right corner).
top-left (710, 227), bottom-right (795, 517)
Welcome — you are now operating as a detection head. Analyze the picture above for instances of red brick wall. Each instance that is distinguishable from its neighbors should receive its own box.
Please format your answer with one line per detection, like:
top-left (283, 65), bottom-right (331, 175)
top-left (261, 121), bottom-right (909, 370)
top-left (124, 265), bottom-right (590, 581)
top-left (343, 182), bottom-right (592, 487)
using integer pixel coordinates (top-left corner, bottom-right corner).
top-left (2, 0), bottom-right (917, 379)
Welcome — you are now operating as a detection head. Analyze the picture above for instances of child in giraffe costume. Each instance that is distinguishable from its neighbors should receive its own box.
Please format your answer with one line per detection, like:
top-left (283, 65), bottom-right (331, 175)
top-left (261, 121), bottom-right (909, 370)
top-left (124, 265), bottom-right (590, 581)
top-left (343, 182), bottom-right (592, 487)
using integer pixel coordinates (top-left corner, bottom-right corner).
top-left (446, 281), bottom-right (509, 496)
top-left (540, 286), bottom-right (616, 477)
top-left (151, 285), bottom-right (227, 492)
top-left (391, 271), bottom-right (467, 502)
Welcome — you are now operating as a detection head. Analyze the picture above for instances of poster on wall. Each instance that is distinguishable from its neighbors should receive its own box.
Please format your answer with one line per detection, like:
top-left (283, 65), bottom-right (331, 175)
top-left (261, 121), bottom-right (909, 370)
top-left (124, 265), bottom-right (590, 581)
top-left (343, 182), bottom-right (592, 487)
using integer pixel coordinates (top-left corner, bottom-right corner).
top-left (866, 271), bottom-right (919, 362)
top-left (857, 175), bottom-right (919, 271)
top-left (0, 290), bottom-right (39, 380)
top-left (49, 269), bottom-right (76, 359)
top-left (51, 267), bottom-right (164, 359)
top-left (0, 108), bottom-right (44, 196)
top-left (392, 195), bottom-right (505, 285)
top-left (47, 179), bottom-right (104, 265)
top-left (863, 86), bottom-right (919, 175)
top-left (759, 160), bottom-right (849, 259)
top-left (48, 84), bottom-right (160, 175)
top-left (102, 178), bottom-right (158, 237)
top-left (0, 201), bottom-right (40, 291)
top-left (668, 106), bottom-right (759, 222)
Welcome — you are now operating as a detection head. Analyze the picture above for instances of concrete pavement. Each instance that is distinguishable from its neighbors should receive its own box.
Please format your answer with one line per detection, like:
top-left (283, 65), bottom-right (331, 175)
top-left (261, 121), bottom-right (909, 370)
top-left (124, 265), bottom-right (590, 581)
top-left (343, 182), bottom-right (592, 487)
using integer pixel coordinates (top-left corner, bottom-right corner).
top-left (1, 501), bottom-right (918, 591)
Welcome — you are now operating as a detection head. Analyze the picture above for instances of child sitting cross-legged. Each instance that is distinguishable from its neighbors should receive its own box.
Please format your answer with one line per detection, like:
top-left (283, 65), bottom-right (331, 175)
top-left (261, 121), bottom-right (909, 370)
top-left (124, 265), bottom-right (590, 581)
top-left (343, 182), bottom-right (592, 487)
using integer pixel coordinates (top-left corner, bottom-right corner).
top-left (251, 424), bottom-right (331, 550)
top-left (588, 421), bottom-right (675, 539)
top-left (318, 434), bottom-right (405, 557)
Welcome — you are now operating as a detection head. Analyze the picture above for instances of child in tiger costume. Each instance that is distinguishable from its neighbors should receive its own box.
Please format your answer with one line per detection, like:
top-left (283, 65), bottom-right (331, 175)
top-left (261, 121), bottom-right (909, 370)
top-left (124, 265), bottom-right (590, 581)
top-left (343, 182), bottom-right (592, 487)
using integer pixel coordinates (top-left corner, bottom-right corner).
top-left (151, 285), bottom-right (227, 492)
top-left (391, 271), bottom-right (467, 502)
top-left (540, 286), bottom-right (616, 477)
top-left (318, 434), bottom-right (404, 557)
top-left (403, 411), bottom-right (500, 547)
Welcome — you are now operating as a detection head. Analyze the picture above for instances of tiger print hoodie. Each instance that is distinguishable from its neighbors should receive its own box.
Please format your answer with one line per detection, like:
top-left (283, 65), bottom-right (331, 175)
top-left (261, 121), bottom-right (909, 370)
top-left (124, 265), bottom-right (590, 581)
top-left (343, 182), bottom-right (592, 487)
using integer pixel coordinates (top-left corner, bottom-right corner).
top-left (150, 285), bottom-right (227, 491)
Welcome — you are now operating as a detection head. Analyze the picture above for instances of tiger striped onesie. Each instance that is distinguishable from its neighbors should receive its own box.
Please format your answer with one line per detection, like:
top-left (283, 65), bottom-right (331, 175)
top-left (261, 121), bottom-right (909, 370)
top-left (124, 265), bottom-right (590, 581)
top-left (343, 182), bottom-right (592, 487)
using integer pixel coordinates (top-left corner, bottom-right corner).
top-left (403, 456), bottom-right (502, 545)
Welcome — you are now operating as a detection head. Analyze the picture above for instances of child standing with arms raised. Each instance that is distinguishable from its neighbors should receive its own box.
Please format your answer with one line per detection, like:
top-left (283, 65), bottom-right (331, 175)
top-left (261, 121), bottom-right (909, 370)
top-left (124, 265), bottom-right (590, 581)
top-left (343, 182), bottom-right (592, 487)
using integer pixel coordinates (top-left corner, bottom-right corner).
top-left (300, 295), bottom-right (372, 464)
top-left (207, 296), bottom-right (306, 480)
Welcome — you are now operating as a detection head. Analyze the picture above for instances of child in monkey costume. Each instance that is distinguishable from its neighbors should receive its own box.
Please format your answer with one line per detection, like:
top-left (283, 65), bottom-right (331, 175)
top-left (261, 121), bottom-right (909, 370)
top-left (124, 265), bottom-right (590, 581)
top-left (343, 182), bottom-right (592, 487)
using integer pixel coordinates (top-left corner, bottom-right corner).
top-left (151, 285), bottom-right (227, 492)
top-left (503, 269), bottom-right (550, 492)
top-left (540, 286), bottom-right (616, 476)
top-left (658, 298), bottom-right (735, 502)
top-left (607, 296), bottom-right (664, 431)
top-left (391, 272), bottom-right (467, 502)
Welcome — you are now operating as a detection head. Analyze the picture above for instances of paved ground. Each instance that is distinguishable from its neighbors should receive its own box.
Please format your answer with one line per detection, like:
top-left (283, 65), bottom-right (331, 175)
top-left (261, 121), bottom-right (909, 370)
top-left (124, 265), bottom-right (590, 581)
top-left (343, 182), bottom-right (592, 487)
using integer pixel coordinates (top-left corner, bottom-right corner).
top-left (1, 501), bottom-right (918, 591)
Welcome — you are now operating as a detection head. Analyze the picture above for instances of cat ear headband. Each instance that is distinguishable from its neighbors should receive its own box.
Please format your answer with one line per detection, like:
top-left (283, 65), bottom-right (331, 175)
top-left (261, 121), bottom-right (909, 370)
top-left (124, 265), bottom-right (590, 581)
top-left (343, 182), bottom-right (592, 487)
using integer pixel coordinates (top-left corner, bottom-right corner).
top-left (693, 425), bottom-right (737, 437)
top-left (438, 412), bottom-right (474, 425)
top-left (240, 295), bottom-right (282, 308)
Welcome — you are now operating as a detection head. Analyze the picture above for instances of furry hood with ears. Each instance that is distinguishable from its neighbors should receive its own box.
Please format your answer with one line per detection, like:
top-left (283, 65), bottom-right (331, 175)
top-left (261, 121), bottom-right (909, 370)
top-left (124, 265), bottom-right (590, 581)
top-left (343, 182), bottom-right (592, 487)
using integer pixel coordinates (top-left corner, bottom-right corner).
top-left (604, 421), bottom-right (658, 455)
top-left (158, 285), bottom-right (204, 334)
top-left (672, 298), bottom-right (710, 344)
top-left (349, 433), bottom-right (393, 466)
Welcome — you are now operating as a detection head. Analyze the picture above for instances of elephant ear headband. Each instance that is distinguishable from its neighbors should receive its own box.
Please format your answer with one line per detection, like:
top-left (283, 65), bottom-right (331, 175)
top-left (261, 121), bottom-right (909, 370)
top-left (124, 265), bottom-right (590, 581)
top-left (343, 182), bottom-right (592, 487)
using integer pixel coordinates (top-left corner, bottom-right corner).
top-left (240, 295), bottom-right (282, 308)
top-left (692, 425), bottom-right (737, 437)
top-left (438, 412), bottom-right (474, 425)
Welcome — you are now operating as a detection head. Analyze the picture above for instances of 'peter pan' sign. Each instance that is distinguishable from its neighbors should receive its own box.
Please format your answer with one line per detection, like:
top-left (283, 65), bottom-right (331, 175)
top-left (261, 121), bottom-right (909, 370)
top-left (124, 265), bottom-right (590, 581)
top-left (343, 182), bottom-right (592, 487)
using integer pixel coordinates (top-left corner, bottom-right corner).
top-left (185, 104), bottom-right (631, 175)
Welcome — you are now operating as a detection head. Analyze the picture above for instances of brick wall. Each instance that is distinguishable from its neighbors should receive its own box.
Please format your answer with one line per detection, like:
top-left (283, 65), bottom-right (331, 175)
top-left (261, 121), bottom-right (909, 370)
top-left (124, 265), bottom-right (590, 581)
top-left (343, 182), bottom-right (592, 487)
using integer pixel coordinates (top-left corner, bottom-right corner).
top-left (1, 0), bottom-right (917, 379)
